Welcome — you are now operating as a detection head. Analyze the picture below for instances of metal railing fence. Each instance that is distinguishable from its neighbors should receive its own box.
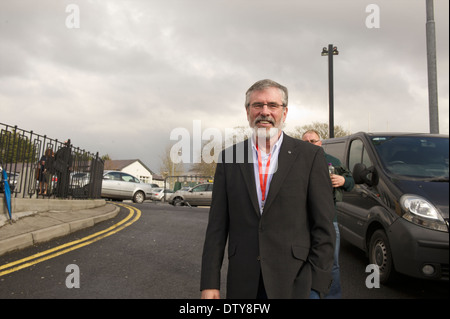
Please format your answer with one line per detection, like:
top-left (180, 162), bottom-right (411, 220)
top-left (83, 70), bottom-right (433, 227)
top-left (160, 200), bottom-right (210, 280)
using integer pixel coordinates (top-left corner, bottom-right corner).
top-left (1, 123), bottom-right (103, 199)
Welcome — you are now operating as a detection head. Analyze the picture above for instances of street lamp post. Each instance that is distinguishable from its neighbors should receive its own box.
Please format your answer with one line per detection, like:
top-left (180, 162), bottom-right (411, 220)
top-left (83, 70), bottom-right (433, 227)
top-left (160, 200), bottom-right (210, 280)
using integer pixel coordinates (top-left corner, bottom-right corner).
top-left (321, 44), bottom-right (339, 138)
top-left (426, 0), bottom-right (439, 134)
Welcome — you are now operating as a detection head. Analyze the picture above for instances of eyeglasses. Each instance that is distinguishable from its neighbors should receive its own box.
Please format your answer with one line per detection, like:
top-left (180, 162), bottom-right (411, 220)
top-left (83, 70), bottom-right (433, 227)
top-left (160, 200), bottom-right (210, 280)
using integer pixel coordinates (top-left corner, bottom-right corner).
top-left (250, 102), bottom-right (284, 110)
top-left (305, 139), bottom-right (320, 144)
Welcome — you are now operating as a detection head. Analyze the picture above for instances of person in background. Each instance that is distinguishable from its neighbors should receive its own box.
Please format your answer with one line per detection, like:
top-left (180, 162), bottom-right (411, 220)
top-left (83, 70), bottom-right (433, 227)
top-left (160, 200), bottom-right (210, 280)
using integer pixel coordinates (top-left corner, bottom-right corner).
top-left (37, 154), bottom-right (47, 195)
top-left (302, 129), bottom-right (354, 299)
top-left (55, 140), bottom-right (72, 198)
top-left (44, 148), bottom-right (55, 195)
top-left (37, 148), bottom-right (54, 195)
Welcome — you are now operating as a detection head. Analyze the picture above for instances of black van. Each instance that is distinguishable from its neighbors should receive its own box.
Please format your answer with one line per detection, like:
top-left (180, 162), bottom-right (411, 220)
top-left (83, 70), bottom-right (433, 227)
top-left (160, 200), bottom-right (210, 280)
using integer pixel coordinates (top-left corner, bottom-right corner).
top-left (322, 132), bottom-right (448, 283)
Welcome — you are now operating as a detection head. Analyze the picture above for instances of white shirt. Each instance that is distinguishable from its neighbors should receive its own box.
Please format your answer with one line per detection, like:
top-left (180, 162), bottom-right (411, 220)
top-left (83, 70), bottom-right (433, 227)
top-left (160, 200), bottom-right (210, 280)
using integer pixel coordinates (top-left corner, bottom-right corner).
top-left (251, 132), bottom-right (284, 214)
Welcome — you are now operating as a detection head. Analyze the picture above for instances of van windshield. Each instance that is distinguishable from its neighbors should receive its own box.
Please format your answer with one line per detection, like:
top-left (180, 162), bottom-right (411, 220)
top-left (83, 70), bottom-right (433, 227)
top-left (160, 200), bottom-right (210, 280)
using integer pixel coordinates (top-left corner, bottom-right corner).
top-left (371, 136), bottom-right (449, 181)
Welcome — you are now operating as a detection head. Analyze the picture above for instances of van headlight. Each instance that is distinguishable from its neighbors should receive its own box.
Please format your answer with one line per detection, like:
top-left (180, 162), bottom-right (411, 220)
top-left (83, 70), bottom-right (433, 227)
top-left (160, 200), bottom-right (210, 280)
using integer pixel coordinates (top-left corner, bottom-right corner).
top-left (400, 195), bottom-right (448, 232)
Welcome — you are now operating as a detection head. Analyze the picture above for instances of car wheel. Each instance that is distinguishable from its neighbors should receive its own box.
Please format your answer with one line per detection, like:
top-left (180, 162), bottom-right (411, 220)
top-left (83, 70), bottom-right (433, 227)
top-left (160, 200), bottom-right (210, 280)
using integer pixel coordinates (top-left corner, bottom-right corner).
top-left (133, 191), bottom-right (145, 204)
top-left (368, 229), bottom-right (395, 284)
top-left (173, 197), bottom-right (184, 206)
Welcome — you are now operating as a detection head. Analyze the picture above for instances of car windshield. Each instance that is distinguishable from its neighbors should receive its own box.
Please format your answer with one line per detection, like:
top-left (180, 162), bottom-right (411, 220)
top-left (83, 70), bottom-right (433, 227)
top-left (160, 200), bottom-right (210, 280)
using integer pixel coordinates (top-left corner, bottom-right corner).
top-left (371, 135), bottom-right (449, 181)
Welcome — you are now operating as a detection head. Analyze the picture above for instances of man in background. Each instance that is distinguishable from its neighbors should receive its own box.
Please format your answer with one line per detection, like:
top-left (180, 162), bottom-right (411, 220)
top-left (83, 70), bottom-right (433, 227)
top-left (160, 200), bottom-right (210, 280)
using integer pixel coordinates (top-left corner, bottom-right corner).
top-left (302, 129), bottom-right (354, 298)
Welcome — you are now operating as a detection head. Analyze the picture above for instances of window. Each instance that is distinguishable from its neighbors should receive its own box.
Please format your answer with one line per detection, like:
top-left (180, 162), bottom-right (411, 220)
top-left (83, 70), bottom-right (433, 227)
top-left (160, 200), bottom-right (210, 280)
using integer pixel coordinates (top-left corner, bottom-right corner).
top-left (121, 173), bottom-right (138, 183)
top-left (140, 176), bottom-right (149, 183)
top-left (322, 141), bottom-right (346, 164)
top-left (348, 139), bottom-right (372, 173)
top-left (105, 172), bottom-right (121, 181)
top-left (372, 136), bottom-right (449, 178)
top-left (192, 184), bottom-right (209, 192)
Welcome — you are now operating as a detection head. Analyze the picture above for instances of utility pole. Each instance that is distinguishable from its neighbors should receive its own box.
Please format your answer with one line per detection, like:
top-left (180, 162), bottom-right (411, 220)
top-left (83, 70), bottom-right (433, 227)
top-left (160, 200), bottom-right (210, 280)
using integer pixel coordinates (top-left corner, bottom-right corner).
top-left (321, 44), bottom-right (339, 138)
top-left (426, 0), bottom-right (439, 134)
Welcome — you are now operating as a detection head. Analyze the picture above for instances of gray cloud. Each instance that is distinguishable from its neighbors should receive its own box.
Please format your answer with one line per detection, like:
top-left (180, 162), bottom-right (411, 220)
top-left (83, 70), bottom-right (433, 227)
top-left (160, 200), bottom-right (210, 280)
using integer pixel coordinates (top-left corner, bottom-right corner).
top-left (0, 0), bottom-right (448, 172)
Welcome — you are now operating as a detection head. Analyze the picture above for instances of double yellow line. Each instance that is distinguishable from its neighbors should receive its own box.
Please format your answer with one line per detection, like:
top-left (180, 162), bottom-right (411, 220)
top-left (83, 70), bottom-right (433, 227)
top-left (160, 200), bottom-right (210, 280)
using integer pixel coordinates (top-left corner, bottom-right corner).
top-left (0, 203), bottom-right (141, 277)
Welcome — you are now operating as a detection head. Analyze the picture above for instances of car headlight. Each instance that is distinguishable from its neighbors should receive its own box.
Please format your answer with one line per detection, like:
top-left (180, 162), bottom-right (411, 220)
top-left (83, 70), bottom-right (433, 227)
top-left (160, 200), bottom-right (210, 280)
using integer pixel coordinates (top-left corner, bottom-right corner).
top-left (400, 194), bottom-right (448, 232)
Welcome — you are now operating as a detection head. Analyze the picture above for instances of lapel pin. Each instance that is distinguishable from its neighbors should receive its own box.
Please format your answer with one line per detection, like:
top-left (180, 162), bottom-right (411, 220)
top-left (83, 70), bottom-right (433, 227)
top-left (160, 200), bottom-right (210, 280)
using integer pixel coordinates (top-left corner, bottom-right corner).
top-left (288, 150), bottom-right (292, 154)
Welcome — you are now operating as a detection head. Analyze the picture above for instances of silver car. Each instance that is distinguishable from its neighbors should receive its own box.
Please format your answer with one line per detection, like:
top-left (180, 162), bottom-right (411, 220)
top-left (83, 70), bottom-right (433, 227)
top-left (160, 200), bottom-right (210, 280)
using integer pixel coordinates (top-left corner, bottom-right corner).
top-left (149, 188), bottom-right (174, 201)
top-left (168, 183), bottom-right (213, 206)
top-left (101, 171), bottom-right (154, 203)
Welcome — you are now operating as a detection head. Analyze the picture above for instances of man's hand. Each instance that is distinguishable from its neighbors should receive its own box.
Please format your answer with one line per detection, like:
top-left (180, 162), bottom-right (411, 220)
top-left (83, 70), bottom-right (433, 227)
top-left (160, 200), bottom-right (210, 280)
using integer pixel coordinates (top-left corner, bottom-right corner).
top-left (201, 289), bottom-right (220, 299)
top-left (330, 174), bottom-right (345, 188)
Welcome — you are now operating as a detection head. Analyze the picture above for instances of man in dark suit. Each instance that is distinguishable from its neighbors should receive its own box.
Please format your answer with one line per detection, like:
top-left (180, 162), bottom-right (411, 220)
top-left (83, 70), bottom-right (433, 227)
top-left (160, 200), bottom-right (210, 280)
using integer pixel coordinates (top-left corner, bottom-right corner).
top-left (200, 79), bottom-right (336, 299)
top-left (55, 140), bottom-right (72, 198)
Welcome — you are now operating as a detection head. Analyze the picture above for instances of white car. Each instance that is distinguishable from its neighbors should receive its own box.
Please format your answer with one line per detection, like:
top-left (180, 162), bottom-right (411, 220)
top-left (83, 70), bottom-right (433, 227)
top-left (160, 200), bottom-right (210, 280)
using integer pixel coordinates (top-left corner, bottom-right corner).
top-left (101, 171), bottom-right (154, 203)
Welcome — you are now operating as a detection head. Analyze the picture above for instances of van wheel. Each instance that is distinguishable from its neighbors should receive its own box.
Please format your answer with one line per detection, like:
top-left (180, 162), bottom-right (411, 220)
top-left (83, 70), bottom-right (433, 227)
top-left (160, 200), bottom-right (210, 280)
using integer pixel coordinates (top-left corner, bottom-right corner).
top-left (133, 191), bottom-right (145, 203)
top-left (368, 229), bottom-right (395, 284)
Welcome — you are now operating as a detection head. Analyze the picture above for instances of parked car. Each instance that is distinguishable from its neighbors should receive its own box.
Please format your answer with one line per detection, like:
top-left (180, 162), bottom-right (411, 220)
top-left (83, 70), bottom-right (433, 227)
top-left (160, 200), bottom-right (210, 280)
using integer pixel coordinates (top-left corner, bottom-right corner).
top-left (168, 183), bottom-right (213, 206)
top-left (0, 171), bottom-right (19, 193)
top-left (150, 188), bottom-right (174, 201)
top-left (70, 172), bottom-right (90, 188)
top-left (321, 132), bottom-right (449, 283)
top-left (101, 170), bottom-right (154, 203)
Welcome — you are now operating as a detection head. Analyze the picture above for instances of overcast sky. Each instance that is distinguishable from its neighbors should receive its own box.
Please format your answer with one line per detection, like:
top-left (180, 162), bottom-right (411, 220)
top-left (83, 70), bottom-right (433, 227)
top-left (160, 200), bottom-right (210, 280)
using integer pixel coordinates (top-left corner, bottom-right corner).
top-left (1, 0), bottom-right (448, 173)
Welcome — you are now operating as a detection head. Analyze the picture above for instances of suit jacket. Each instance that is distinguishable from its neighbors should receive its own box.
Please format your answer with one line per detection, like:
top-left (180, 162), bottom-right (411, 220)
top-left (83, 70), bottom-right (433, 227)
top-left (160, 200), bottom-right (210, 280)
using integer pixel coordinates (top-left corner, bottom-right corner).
top-left (200, 133), bottom-right (336, 298)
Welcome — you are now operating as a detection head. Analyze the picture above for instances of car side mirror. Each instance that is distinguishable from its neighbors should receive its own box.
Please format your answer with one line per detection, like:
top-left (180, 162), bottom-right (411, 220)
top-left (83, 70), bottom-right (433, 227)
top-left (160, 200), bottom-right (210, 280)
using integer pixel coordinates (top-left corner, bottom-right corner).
top-left (352, 163), bottom-right (379, 186)
top-left (103, 176), bottom-right (110, 180)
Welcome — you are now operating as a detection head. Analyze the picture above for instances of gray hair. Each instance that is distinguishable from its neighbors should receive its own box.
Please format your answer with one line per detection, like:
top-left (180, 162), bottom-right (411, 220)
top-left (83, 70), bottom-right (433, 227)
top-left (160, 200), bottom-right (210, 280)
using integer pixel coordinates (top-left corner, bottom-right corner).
top-left (245, 79), bottom-right (288, 109)
top-left (302, 129), bottom-right (321, 140)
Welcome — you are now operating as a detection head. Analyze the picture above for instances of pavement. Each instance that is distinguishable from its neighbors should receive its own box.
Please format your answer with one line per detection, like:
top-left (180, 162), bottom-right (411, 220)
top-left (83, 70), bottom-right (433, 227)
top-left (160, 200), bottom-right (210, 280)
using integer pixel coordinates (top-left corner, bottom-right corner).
top-left (0, 200), bottom-right (120, 257)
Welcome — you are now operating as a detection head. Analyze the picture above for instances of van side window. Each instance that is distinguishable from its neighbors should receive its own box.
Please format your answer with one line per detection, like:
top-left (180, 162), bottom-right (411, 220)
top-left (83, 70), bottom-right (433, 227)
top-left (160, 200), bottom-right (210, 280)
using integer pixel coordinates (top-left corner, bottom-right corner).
top-left (322, 141), bottom-right (346, 163)
top-left (348, 139), bottom-right (372, 172)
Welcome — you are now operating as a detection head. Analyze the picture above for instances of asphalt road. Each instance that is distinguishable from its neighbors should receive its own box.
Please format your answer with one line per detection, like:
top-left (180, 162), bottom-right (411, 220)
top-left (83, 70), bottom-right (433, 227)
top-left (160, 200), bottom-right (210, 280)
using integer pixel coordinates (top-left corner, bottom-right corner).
top-left (0, 202), bottom-right (447, 300)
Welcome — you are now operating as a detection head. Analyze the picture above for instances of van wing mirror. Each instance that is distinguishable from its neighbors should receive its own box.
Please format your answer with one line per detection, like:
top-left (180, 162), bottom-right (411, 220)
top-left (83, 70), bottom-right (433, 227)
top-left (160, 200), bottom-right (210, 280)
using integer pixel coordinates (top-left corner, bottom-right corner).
top-left (352, 163), bottom-right (379, 186)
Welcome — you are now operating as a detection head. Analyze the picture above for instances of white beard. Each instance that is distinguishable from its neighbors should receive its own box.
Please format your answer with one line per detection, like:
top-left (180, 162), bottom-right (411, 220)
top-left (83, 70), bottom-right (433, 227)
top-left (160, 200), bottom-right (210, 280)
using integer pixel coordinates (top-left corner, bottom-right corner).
top-left (253, 127), bottom-right (280, 140)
